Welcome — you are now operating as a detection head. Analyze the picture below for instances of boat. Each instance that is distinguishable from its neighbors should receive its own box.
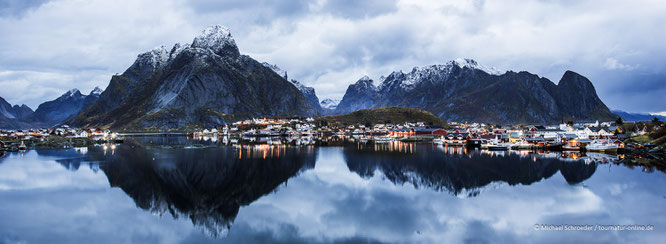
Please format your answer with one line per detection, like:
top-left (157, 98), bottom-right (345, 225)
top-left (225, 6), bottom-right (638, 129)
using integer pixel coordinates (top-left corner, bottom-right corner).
top-left (487, 143), bottom-right (512, 150)
top-left (586, 140), bottom-right (619, 152)
top-left (484, 138), bottom-right (512, 150)
top-left (374, 136), bottom-right (395, 143)
top-left (562, 145), bottom-right (580, 151)
top-left (18, 141), bottom-right (27, 151)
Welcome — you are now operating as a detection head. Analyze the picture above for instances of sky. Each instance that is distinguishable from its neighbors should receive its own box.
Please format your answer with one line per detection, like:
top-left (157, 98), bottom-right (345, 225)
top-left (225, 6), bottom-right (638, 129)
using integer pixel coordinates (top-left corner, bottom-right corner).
top-left (0, 0), bottom-right (664, 114)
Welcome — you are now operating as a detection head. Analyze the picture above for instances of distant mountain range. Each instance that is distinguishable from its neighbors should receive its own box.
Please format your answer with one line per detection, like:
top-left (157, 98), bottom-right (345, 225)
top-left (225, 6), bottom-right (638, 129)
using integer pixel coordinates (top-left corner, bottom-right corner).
top-left (0, 88), bottom-right (102, 129)
top-left (320, 98), bottom-right (340, 110)
top-left (335, 59), bottom-right (616, 125)
top-left (612, 109), bottom-right (666, 122)
top-left (0, 26), bottom-right (632, 130)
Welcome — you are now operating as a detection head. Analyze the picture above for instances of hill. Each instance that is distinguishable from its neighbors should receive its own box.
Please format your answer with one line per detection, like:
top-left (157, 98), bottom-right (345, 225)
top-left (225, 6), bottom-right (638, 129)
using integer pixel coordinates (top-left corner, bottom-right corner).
top-left (317, 106), bottom-right (447, 127)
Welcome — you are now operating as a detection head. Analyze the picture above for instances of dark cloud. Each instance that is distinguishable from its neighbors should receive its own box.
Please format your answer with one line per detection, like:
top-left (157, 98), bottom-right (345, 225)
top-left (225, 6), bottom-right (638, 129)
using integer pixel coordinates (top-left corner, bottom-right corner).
top-left (186, 0), bottom-right (312, 25)
top-left (0, 0), bottom-right (50, 17)
top-left (321, 0), bottom-right (398, 19)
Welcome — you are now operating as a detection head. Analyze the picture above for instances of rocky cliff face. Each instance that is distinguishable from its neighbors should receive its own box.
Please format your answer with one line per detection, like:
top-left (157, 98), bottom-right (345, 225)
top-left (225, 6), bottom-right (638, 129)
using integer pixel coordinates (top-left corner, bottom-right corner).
top-left (335, 59), bottom-right (616, 124)
top-left (70, 26), bottom-right (319, 130)
top-left (261, 62), bottom-right (323, 113)
top-left (335, 76), bottom-right (379, 114)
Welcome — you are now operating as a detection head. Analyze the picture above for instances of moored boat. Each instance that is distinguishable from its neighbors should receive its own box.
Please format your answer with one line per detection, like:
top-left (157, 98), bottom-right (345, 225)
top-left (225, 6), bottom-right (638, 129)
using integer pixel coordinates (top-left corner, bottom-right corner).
top-left (18, 141), bottom-right (27, 151)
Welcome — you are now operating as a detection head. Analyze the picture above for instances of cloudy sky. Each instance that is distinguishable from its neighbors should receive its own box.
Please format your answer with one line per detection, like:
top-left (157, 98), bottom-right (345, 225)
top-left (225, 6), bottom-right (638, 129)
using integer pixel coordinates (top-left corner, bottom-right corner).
top-left (0, 0), bottom-right (665, 114)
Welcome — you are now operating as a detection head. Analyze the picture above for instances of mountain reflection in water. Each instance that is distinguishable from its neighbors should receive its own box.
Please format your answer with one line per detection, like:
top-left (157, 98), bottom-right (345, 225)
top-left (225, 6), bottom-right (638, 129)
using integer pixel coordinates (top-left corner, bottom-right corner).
top-left (343, 142), bottom-right (598, 197)
top-left (71, 139), bottom-right (316, 237)
top-left (15, 138), bottom-right (646, 241)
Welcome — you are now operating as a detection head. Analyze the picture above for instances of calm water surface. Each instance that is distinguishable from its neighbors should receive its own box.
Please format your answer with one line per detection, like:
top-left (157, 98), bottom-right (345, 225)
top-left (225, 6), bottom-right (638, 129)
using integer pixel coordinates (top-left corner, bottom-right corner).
top-left (0, 137), bottom-right (665, 243)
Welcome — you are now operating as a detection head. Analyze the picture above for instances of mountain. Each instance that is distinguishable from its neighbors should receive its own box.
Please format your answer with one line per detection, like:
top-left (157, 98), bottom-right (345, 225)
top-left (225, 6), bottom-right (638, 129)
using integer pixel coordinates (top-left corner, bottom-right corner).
top-left (261, 62), bottom-right (323, 113)
top-left (335, 59), bottom-right (616, 125)
top-left (0, 97), bottom-right (34, 129)
top-left (70, 26), bottom-right (318, 130)
top-left (612, 109), bottom-right (666, 122)
top-left (0, 97), bottom-right (33, 119)
top-left (335, 76), bottom-right (379, 114)
top-left (320, 98), bottom-right (340, 110)
top-left (25, 87), bottom-right (102, 127)
top-left (317, 107), bottom-right (447, 127)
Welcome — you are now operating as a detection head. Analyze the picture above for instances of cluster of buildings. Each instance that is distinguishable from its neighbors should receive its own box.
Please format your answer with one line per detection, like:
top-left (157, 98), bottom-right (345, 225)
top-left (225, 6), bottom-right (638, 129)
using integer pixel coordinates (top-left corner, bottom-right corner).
top-left (189, 116), bottom-right (661, 153)
top-left (0, 125), bottom-right (117, 141)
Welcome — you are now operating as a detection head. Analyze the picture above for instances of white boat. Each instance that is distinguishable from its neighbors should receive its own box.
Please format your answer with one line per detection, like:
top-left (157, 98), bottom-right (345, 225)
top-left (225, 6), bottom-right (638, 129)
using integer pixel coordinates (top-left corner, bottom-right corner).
top-left (586, 141), bottom-right (618, 152)
top-left (484, 138), bottom-right (512, 150)
top-left (433, 137), bottom-right (445, 145)
top-left (487, 143), bottom-right (512, 150)
top-left (374, 136), bottom-right (395, 143)
top-left (18, 141), bottom-right (27, 150)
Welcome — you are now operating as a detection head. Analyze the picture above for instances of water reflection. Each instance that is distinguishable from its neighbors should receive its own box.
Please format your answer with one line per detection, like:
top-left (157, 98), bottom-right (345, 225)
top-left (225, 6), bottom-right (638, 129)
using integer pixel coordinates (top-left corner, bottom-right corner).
top-left (85, 139), bottom-right (316, 237)
top-left (1, 138), bottom-right (665, 243)
top-left (343, 143), bottom-right (598, 197)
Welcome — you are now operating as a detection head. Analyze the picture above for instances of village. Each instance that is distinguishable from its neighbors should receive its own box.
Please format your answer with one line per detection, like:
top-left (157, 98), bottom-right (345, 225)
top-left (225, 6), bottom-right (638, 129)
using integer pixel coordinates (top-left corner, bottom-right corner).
top-left (0, 125), bottom-right (123, 152)
top-left (187, 116), bottom-right (664, 154)
top-left (1, 114), bottom-right (663, 156)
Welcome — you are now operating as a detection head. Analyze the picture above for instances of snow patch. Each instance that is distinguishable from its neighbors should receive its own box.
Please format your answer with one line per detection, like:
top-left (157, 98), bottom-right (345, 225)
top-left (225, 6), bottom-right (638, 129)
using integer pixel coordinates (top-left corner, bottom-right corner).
top-left (90, 86), bottom-right (103, 96)
top-left (191, 25), bottom-right (237, 54)
top-left (453, 58), bottom-right (503, 75)
top-left (320, 98), bottom-right (341, 110)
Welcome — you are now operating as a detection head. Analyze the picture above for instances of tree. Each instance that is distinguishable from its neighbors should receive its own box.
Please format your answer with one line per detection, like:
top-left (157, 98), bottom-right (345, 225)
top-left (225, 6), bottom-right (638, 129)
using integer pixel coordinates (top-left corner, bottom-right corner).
top-left (615, 117), bottom-right (624, 126)
top-left (653, 117), bottom-right (661, 124)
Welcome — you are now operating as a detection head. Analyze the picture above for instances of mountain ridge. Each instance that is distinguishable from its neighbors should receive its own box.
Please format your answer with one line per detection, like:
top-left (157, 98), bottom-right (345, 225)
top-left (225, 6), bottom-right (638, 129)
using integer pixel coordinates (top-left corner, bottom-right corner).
top-left (335, 60), bottom-right (616, 125)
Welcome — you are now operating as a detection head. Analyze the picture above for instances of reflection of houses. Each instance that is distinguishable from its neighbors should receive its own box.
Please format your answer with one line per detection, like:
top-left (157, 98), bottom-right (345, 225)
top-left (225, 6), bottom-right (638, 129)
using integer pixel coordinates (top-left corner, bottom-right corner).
top-left (443, 132), bottom-right (470, 144)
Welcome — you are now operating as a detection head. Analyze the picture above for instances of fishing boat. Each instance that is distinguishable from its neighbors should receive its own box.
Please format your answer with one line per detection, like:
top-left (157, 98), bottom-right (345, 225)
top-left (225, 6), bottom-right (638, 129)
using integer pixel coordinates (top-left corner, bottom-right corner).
top-left (484, 138), bottom-right (512, 150)
top-left (586, 140), bottom-right (619, 152)
top-left (18, 141), bottom-right (27, 150)
top-left (374, 136), bottom-right (395, 143)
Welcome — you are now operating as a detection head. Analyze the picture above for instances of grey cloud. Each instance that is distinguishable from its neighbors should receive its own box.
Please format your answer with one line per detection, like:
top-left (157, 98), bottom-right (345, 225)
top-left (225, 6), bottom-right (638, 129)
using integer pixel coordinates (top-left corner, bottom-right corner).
top-left (186, 0), bottom-right (312, 26)
top-left (321, 0), bottom-right (398, 19)
top-left (0, 0), bottom-right (50, 17)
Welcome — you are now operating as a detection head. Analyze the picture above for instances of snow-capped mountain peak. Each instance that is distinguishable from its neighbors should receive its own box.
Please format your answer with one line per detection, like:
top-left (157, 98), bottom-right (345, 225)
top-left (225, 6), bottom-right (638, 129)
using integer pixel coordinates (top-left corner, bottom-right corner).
top-left (320, 98), bottom-right (340, 110)
top-left (90, 86), bottom-right (103, 96)
top-left (451, 58), bottom-right (503, 75)
top-left (63, 88), bottom-right (81, 97)
top-left (191, 25), bottom-right (239, 56)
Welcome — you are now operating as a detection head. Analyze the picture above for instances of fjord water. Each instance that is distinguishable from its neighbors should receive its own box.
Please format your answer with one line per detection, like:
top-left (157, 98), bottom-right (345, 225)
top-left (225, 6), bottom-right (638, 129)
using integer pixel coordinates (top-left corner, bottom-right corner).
top-left (0, 137), bottom-right (664, 243)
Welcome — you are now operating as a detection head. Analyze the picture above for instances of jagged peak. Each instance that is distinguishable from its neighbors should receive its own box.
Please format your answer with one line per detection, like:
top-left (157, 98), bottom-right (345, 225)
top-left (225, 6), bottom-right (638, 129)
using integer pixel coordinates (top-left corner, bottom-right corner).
top-left (450, 58), bottom-right (503, 75)
top-left (168, 42), bottom-right (189, 60)
top-left (352, 76), bottom-right (377, 91)
top-left (135, 45), bottom-right (169, 70)
top-left (191, 25), bottom-right (239, 57)
top-left (90, 86), bottom-right (103, 96)
top-left (320, 98), bottom-right (341, 109)
top-left (63, 88), bottom-right (81, 96)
